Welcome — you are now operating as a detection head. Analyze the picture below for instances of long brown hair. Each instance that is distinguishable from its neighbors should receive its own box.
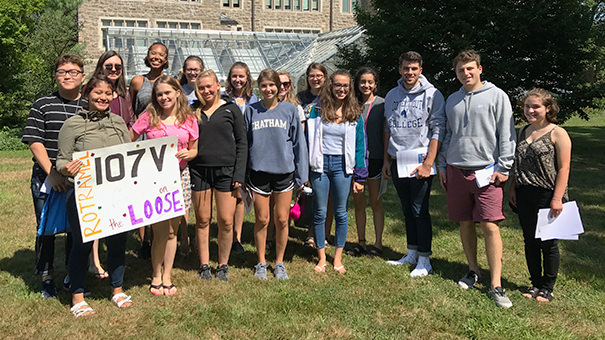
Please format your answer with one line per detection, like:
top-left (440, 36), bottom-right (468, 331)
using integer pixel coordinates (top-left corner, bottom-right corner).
top-left (226, 62), bottom-right (254, 99)
top-left (92, 50), bottom-right (127, 97)
top-left (319, 70), bottom-right (361, 123)
top-left (147, 75), bottom-right (192, 128)
top-left (520, 88), bottom-right (560, 123)
top-left (277, 70), bottom-right (299, 105)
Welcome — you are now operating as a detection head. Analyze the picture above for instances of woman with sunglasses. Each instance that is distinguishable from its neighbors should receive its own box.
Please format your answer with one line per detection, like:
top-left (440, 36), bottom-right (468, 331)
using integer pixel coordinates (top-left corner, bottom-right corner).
top-left (129, 42), bottom-right (170, 258)
top-left (225, 62), bottom-right (257, 254)
top-left (179, 56), bottom-right (204, 105)
top-left (307, 70), bottom-right (367, 274)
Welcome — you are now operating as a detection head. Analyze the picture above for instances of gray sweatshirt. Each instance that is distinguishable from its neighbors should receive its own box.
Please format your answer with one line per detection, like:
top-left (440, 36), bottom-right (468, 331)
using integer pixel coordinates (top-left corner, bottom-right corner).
top-left (244, 101), bottom-right (309, 187)
top-left (384, 75), bottom-right (445, 158)
top-left (437, 81), bottom-right (516, 175)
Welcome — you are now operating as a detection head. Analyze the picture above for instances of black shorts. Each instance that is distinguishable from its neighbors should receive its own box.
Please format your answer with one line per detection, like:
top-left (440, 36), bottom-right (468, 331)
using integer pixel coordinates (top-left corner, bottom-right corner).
top-left (190, 165), bottom-right (234, 192)
top-left (368, 159), bottom-right (383, 179)
top-left (247, 170), bottom-right (295, 195)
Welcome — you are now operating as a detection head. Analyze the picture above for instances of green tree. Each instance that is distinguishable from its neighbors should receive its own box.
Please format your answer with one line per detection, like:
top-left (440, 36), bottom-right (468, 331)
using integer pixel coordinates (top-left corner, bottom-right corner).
top-left (339, 0), bottom-right (605, 122)
top-left (0, 0), bottom-right (83, 128)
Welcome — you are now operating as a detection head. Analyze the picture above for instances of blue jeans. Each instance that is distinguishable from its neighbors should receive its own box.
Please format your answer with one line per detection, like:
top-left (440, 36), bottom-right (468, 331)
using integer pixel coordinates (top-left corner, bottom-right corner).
top-left (310, 155), bottom-right (351, 249)
top-left (391, 162), bottom-right (433, 256)
top-left (67, 191), bottom-right (127, 294)
top-left (30, 164), bottom-right (72, 276)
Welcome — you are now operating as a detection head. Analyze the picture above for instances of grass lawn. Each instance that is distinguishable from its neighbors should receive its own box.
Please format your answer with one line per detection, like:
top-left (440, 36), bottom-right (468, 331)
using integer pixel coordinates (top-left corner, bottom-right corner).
top-left (1, 111), bottom-right (604, 339)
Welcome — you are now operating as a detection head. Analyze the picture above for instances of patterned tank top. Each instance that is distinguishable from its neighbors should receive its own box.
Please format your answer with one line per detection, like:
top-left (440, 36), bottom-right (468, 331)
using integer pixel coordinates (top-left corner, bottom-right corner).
top-left (513, 125), bottom-right (568, 199)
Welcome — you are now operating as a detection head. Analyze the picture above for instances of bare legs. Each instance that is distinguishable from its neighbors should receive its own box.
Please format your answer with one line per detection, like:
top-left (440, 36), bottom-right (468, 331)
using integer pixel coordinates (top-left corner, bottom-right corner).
top-left (459, 220), bottom-right (503, 288)
top-left (150, 216), bottom-right (180, 295)
top-left (352, 178), bottom-right (384, 249)
top-left (253, 190), bottom-right (292, 264)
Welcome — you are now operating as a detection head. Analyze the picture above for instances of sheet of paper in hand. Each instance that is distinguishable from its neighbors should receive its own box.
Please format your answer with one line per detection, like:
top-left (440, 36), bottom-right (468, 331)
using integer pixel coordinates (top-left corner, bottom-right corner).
top-left (72, 136), bottom-right (185, 243)
top-left (396, 147), bottom-right (436, 178)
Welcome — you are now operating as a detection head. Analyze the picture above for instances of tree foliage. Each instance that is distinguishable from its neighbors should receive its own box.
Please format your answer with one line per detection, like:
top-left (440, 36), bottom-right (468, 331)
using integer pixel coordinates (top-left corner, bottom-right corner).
top-left (339, 0), bottom-right (605, 122)
top-left (0, 0), bottom-right (83, 128)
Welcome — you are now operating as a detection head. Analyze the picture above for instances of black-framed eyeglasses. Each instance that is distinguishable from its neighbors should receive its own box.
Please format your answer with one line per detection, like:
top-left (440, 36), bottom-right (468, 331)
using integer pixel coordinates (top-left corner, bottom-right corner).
top-left (104, 64), bottom-right (123, 71)
top-left (55, 69), bottom-right (83, 77)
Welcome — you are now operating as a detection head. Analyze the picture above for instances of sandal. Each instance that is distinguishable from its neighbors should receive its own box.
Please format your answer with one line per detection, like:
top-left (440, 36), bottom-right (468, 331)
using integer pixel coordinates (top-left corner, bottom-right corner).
top-left (367, 245), bottom-right (383, 257)
top-left (536, 289), bottom-right (554, 303)
top-left (111, 292), bottom-right (133, 308)
top-left (333, 265), bottom-right (347, 274)
top-left (163, 284), bottom-right (177, 296)
top-left (346, 243), bottom-right (366, 257)
top-left (304, 237), bottom-right (316, 248)
top-left (70, 301), bottom-right (95, 318)
top-left (522, 286), bottom-right (540, 300)
top-left (314, 264), bottom-right (326, 273)
top-left (150, 283), bottom-right (163, 296)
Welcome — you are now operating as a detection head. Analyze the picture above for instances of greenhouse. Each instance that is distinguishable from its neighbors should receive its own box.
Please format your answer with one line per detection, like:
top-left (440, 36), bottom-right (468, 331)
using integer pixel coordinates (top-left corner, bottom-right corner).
top-left (104, 25), bottom-right (364, 89)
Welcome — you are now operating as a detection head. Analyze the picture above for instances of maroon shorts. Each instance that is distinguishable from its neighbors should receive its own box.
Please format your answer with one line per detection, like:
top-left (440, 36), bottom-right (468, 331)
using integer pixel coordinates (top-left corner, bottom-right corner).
top-left (446, 165), bottom-right (505, 223)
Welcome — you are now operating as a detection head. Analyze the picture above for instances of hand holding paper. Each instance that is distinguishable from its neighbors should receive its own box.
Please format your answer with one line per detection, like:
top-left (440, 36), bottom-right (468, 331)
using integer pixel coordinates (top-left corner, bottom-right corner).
top-left (535, 201), bottom-right (584, 241)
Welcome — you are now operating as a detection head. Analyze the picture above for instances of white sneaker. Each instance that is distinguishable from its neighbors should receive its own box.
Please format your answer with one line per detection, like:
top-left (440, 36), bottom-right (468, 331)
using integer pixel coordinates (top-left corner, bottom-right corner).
top-left (387, 251), bottom-right (418, 266)
top-left (410, 256), bottom-right (432, 277)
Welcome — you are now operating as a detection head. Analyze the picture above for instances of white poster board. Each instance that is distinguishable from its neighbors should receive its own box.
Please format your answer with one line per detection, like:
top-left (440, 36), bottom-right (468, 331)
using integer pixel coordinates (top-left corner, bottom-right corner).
top-left (72, 136), bottom-right (185, 243)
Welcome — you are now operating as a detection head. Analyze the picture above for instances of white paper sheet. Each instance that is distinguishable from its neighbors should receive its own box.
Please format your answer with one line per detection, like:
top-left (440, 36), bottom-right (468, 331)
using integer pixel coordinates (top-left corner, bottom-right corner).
top-left (240, 187), bottom-right (254, 214)
top-left (40, 177), bottom-right (52, 194)
top-left (535, 201), bottom-right (584, 241)
top-left (474, 164), bottom-right (495, 188)
top-left (396, 148), bottom-right (436, 178)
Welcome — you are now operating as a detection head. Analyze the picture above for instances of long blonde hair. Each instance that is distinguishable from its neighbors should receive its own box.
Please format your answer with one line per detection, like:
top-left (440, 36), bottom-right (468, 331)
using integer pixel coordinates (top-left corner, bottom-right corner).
top-left (147, 75), bottom-right (192, 128)
top-left (277, 70), bottom-right (300, 106)
top-left (318, 70), bottom-right (361, 123)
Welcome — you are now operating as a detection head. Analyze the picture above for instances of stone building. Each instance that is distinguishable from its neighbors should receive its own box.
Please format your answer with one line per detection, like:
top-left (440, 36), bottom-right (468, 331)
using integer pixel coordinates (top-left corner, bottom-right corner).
top-left (78, 0), bottom-right (369, 64)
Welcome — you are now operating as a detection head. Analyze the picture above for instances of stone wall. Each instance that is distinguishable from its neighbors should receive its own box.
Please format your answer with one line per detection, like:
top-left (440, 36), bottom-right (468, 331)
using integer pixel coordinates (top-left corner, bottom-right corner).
top-left (78, 0), bottom-right (358, 67)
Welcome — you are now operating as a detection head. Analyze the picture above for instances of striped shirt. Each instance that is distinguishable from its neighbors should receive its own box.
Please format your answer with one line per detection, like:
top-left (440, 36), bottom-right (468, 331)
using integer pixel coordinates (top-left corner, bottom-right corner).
top-left (21, 92), bottom-right (87, 165)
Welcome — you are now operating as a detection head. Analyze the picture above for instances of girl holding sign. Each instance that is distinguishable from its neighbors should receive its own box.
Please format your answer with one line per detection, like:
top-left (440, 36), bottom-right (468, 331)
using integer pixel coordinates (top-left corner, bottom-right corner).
top-left (509, 88), bottom-right (572, 303)
top-left (56, 75), bottom-right (132, 317)
top-left (245, 69), bottom-right (308, 280)
top-left (131, 76), bottom-right (199, 296)
top-left (190, 70), bottom-right (247, 281)
top-left (307, 70), bottom-right (367, 274)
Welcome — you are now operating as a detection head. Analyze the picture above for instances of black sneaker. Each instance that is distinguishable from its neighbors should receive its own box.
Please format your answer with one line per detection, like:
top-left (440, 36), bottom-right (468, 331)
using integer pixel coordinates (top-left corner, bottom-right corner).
top-left (457, 270), bottom-right (480, 289)
top-left (41, 280), bottom-right (57, 299)
top-left (231, 241), bottom-right (244, 254)
top-left (215, 264), bottom-right (228, 281)
top-left (199, 264), bottom-right (212, 280)
top-left (139, 240), bottom-right (151, 259)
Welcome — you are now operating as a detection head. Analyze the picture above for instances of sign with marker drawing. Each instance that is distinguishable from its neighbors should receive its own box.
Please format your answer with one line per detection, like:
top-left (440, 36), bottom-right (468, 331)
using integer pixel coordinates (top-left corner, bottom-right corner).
top-left (72, 136), bottom-right (185, 243)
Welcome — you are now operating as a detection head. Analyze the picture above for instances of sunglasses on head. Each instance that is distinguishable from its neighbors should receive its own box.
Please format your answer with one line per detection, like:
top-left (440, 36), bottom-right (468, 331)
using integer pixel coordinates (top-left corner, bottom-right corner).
top-left (104, 64), bottom-right (123, 71)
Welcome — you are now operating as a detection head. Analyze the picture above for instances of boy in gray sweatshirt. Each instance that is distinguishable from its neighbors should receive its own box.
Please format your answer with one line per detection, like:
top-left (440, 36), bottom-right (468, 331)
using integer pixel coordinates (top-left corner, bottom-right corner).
top-left (437, 50), bottom-right (516, 308)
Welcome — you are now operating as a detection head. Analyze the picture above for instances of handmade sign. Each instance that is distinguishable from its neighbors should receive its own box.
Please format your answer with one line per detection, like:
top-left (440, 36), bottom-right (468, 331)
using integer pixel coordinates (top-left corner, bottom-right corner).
top-left (72, 136), bottom-right (185, 243)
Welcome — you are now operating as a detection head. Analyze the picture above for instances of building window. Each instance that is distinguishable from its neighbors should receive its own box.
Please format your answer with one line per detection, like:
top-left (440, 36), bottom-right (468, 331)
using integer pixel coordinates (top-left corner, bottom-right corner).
top-left (157, 21), bottom-right (203, 30)
top-left (265, 27), bottom-right (320, 34)
top-left (266, 0), bottom-right (318, 10)
top-left (342, 0), bottom-right (357, 13)
top-left (100, 18), bottom-right (149, 49)
top-left (223, 0), bottom-right (240, 7)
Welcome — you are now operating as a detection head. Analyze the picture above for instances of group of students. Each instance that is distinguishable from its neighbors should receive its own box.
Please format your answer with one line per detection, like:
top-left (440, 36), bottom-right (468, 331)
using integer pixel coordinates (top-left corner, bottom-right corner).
top-left (22, 43), bottom-right (571, 317)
